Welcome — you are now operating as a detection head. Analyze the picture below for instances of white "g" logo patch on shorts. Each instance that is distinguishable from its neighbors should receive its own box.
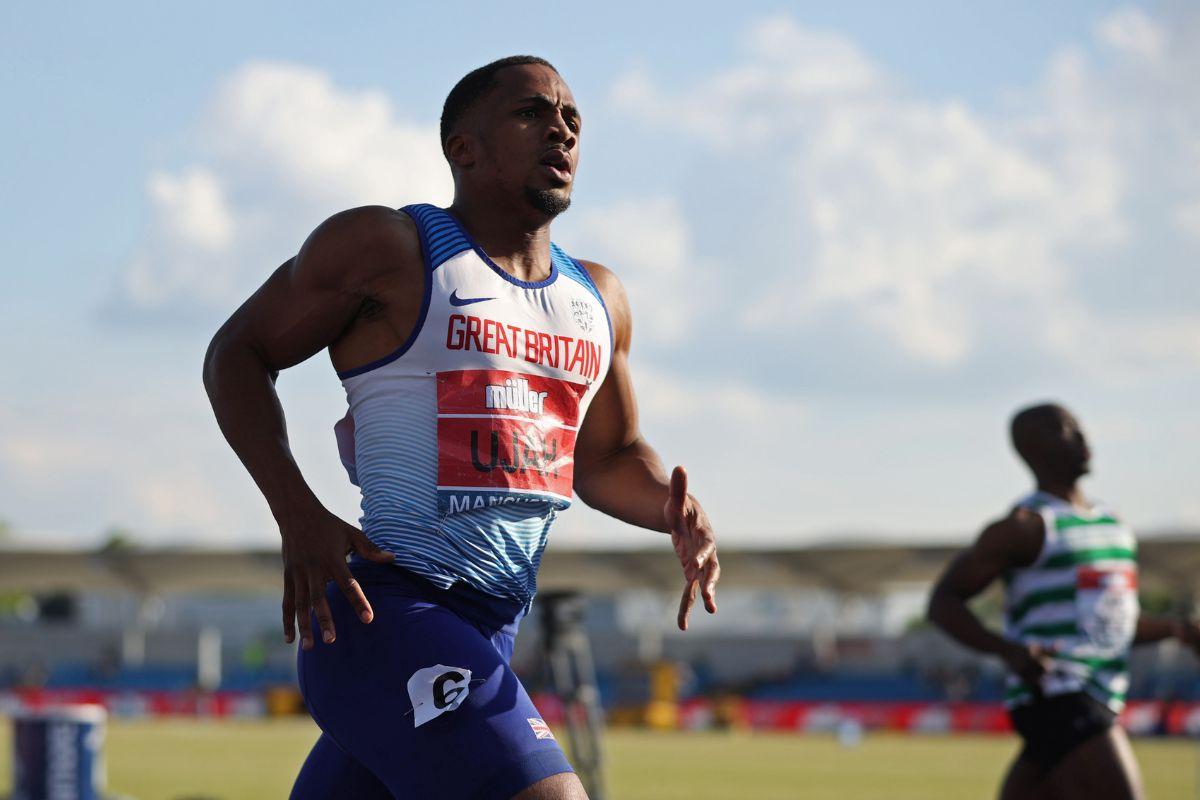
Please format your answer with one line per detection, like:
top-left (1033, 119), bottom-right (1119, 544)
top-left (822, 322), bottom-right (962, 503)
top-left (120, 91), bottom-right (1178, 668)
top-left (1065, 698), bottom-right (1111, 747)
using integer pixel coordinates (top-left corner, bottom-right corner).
top-left (407, 664), bottom-right (473, 728)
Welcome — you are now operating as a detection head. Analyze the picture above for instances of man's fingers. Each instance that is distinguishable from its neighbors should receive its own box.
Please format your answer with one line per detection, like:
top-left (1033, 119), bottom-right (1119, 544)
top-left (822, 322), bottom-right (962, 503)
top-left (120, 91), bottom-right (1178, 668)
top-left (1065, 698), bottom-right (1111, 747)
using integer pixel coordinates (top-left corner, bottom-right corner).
top-left (677, 577), bottom-right (698, 631)
top-left (701, 557), bottom-right (720, 614)
top-left (691, 539), bottom-right (716, 574)
top-left (282, 573), bottom-right (296, 644)
top-left (678, 536), bottom-right (715, 584)
top-left (311, 581), bottom-right (336, 644)
top-left (335, 569), bottom-right (374, 624)
top-left (668, 466), bottom-right (688, 517)
top-left (351, 529), bottom-right (394, 564)
top-left (294, 578), bottom-right (314, 650)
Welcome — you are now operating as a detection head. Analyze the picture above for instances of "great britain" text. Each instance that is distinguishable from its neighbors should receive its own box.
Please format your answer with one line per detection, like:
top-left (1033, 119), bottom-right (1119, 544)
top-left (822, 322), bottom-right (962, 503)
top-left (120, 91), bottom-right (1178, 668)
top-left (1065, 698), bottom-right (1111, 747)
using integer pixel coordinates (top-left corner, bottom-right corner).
top-left (445, 314), bottom-right (602, 382)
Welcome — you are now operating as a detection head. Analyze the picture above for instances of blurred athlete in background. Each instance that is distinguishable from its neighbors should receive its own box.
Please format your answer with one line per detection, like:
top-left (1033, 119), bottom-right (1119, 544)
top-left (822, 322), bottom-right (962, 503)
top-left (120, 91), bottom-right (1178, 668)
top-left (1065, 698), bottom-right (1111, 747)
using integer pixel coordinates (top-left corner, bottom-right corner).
top-left (928, 403), bottom-right (1200, 800)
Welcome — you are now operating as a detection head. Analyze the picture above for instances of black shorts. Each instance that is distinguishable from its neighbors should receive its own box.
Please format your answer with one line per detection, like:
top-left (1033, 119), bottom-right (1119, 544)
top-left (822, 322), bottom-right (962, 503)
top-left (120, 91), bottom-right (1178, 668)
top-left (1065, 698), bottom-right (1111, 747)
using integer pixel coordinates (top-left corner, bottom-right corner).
top-left (1009, 691), bottom-right (1117, 772)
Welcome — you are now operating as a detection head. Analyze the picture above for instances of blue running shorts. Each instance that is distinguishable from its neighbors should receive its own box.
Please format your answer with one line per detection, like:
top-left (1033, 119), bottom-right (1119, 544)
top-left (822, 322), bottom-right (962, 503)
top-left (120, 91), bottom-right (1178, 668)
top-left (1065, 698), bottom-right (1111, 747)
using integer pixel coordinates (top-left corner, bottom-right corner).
top-left (290, 561), bottom-right (573, 799)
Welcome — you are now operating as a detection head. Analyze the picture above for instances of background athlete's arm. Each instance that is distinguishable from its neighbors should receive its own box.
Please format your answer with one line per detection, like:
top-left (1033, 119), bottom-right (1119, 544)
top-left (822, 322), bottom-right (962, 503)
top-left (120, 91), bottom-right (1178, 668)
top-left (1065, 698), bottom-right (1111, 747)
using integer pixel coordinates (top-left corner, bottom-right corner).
top-left (1133, 616), bottom-right (1200, 653)
top-left (203, 206), bottom-right (415, 650)
top-left (572, 261), bottom-right (720, 631)
top-left (926, 512), bottom-right (1057, 687)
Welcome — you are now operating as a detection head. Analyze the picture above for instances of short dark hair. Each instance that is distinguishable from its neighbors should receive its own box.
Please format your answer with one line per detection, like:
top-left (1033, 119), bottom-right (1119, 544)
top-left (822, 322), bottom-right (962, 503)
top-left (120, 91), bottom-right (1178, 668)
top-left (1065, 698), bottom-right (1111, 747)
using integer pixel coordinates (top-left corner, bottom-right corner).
top-left (440, 55), bottom-right (558, 151)
top-left (1009, 402), bottom-right (1063, 463)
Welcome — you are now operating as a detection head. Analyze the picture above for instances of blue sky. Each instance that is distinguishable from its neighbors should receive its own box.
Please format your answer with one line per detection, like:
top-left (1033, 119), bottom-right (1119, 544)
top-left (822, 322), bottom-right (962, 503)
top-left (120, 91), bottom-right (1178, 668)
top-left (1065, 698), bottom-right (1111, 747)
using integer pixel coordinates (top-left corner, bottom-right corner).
top-left (2, 1), bottom-right (1198, 549)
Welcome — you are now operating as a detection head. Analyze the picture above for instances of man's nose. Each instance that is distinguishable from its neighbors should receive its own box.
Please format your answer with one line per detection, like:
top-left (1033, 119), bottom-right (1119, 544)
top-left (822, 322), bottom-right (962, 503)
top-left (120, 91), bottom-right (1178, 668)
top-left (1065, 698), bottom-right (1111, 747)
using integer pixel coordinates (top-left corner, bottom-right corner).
top-left (546, 112), bottom-right (575, 148)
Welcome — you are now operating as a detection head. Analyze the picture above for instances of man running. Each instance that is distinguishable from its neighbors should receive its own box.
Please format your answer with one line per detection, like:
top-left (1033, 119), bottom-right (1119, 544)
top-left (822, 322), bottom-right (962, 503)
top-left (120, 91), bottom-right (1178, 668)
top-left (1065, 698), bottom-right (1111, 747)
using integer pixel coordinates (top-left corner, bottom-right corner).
top-left (203, 55), bottom-right (720, 799)
top-left (927, 403), bottom-right (1199, 800)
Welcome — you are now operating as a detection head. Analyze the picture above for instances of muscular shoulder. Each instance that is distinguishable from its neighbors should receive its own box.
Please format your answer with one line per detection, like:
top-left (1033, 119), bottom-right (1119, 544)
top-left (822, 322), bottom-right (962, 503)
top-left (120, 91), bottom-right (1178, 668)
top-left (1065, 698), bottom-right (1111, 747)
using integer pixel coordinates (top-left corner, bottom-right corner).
top-left (296, 205), bottom-right (420, 291)
top-left (977, 507), bottom-right (1046, 569)
top-left (577, 259), bottom-right (631, 350)
top-left (576, 259), bottom-right (621, 295)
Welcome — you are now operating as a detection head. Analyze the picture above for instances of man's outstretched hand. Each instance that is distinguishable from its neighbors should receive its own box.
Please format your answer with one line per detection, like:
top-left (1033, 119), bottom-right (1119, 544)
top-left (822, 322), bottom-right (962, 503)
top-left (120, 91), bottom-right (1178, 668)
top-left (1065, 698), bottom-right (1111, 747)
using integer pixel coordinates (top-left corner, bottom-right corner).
top-left (664, 465), bottom-right (720, 631)
top-left (280, 506), bottom-right (394, 649)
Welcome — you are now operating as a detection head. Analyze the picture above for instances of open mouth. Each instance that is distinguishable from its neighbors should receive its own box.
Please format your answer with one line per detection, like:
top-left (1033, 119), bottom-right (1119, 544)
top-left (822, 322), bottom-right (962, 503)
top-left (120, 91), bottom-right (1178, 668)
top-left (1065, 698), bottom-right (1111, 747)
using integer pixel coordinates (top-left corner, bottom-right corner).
top-left (539, 149), bottom-right (572, 182)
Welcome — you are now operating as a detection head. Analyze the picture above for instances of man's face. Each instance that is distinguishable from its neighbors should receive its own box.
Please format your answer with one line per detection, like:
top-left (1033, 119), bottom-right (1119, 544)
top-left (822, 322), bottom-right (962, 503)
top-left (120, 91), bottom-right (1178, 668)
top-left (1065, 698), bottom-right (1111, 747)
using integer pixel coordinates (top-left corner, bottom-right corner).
top-left (1039, 408), bottom-right (1092, 478)
top-left (461, 64), bottom-right (581, 215)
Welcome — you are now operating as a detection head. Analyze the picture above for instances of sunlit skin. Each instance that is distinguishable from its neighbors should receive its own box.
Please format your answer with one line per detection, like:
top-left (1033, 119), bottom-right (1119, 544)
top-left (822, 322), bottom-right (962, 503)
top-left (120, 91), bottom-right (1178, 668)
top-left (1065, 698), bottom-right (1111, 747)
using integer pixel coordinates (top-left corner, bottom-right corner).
top-left (445, 66), bottom-right (583, 257)
top-left (203, 61), bottom-right (719, 799)
top-left (926, 403), bottom-right (1200, 800)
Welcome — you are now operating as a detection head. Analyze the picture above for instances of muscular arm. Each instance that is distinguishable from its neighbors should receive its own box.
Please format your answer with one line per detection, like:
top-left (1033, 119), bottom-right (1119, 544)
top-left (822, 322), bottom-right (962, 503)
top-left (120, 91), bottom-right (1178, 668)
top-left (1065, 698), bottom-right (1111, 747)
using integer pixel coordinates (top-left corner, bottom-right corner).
top-left (927, 511), bottom-right (1052, 683)
top-left (203, 255), bottom-right (348, 525)
top-left (1134, 618), bottom-right (1179, 645)
top-left (572, 266), bottom-right (668, 530)
top-left (572, 261), bottom-right (719, 629)
top-left (203, 205), bottom-right (420, 647)
top-left (1135, 616), bottom-right (1200, 653)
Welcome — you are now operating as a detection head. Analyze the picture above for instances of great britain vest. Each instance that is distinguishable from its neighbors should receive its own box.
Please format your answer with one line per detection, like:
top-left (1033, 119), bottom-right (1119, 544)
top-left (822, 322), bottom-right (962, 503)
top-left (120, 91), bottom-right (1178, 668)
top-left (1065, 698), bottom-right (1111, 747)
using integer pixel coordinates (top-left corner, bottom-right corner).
top-left (335, 204), bottom-right (612, 605)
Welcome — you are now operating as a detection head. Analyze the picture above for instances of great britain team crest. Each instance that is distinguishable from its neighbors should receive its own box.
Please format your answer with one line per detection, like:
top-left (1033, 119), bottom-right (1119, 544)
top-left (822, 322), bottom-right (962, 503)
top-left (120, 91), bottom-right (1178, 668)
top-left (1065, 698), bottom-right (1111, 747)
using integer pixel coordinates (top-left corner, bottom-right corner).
top-left (570, 298), bottom-right (594, 333)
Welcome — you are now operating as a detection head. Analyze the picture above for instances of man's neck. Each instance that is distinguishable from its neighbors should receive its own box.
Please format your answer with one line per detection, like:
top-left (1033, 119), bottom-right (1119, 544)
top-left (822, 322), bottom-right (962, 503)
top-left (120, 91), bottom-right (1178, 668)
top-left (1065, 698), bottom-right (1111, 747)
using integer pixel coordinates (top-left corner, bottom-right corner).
top-left (448, 195), bottom-right (554, 283)
top-left (1035, 478), bottom-right (1087, 510)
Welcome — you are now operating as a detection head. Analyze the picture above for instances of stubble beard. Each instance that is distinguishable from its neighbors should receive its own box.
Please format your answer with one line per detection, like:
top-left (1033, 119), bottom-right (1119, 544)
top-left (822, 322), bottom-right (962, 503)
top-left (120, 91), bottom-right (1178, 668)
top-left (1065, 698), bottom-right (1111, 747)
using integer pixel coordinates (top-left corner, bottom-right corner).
top-left (525, 187), bottom-right (571, 218)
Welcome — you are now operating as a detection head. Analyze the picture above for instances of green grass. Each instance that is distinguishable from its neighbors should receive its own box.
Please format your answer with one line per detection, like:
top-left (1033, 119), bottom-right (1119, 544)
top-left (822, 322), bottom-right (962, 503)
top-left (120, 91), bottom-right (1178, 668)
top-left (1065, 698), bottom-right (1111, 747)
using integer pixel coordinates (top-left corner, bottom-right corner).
top-left (0, 717), bottom-right (1195, 799)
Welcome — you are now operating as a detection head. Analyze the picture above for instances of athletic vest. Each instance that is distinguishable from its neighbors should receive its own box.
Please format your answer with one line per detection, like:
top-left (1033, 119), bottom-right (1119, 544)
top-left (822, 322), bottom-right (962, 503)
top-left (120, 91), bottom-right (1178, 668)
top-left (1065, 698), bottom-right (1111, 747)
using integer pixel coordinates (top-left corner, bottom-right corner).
top-left (334, 204), bottom-right (612, 606)
top-left (1002, 491), bottom-right (1139, 712)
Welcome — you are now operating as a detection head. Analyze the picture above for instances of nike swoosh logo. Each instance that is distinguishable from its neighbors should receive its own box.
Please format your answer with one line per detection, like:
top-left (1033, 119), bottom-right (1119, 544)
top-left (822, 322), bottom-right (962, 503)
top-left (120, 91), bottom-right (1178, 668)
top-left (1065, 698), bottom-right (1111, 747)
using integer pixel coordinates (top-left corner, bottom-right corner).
top-left (449, 290), bottom-right (495, 307)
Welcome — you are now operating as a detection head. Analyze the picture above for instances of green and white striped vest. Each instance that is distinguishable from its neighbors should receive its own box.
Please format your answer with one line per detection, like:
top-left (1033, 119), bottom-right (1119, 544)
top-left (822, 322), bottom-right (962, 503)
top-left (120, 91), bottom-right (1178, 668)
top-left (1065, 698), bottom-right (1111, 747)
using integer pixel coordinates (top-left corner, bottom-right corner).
top-left (1003, 491), bottom-right (1139, 712)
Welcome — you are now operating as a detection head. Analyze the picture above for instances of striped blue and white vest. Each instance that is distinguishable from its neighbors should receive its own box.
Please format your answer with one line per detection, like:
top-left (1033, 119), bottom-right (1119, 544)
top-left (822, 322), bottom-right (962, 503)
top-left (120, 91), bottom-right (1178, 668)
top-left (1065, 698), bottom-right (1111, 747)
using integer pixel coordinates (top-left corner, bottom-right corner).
top-left (334, 204), bottom-right (612, 606)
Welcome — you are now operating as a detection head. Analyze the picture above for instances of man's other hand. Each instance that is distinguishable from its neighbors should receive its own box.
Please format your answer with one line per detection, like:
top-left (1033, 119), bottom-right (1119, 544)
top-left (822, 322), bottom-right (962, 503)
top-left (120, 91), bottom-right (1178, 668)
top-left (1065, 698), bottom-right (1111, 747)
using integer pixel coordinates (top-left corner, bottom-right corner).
top-left (1001, 641), bottom-right (1058, 693)
top-left (280, 507), bottom-right (394, 649)
top-left (664, 465), bottom-right (720, 631)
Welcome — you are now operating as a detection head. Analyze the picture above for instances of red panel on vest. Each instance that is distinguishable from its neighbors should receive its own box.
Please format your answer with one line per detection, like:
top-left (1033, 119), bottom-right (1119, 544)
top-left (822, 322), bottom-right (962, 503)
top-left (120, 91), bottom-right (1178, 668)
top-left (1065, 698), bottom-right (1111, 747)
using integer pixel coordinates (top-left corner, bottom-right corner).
top-left (1077, 566), bottom-right (1137, 590)
top-left (436, 370), bottom-right (587, 512)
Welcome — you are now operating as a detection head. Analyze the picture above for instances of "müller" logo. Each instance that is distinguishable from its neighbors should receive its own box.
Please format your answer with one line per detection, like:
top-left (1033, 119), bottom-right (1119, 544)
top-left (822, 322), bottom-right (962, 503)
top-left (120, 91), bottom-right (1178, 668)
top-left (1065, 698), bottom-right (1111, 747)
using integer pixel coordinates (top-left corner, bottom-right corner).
top-left (485, 377), bottom-right (549, 415)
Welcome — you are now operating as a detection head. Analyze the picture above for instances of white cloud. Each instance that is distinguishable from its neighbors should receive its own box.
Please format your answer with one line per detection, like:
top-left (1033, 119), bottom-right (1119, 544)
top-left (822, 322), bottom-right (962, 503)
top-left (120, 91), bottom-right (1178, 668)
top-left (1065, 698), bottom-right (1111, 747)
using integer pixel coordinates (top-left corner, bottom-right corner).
top-left (742, 13), bottom-right (881, 96)
top-left (611, 13), bottom-right (885, 149)
top-left (147, 168), bottom-right (233, 251)
top-left (1095, 7), bottom-right (1167, 61)
top-left (207, 62), bottom-right (449, 209)
top-left (553, 7), bottom-right (1200, 538)
top-left (110, 61), bottom-right (452, 320)
top-left (611, 7), bottom-right (1200, 376)
top-left (119, 168), bottom-right (238, 310)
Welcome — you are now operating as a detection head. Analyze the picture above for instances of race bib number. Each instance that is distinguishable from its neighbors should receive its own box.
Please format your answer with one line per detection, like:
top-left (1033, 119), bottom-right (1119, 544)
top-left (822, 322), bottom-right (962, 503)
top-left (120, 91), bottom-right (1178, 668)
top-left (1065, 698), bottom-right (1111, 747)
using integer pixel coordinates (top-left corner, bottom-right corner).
top-left (436, 369), bottom-right (587, 515)
top-left (1077, 565), bottom-right (1138, 653)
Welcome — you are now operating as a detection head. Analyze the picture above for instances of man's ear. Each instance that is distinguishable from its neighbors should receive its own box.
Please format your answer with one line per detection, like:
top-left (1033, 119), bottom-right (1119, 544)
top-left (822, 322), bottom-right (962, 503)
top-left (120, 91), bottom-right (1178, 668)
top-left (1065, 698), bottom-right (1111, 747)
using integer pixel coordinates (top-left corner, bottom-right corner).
top-left (445, 132), bottom-right (476, 170)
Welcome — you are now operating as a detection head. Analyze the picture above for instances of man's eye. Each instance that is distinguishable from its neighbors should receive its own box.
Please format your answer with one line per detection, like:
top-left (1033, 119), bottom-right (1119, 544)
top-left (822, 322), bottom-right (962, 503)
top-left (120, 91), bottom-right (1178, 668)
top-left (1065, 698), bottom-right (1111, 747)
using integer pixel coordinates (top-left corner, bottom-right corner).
top-left (519, 108), bottom-right (537, 119)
